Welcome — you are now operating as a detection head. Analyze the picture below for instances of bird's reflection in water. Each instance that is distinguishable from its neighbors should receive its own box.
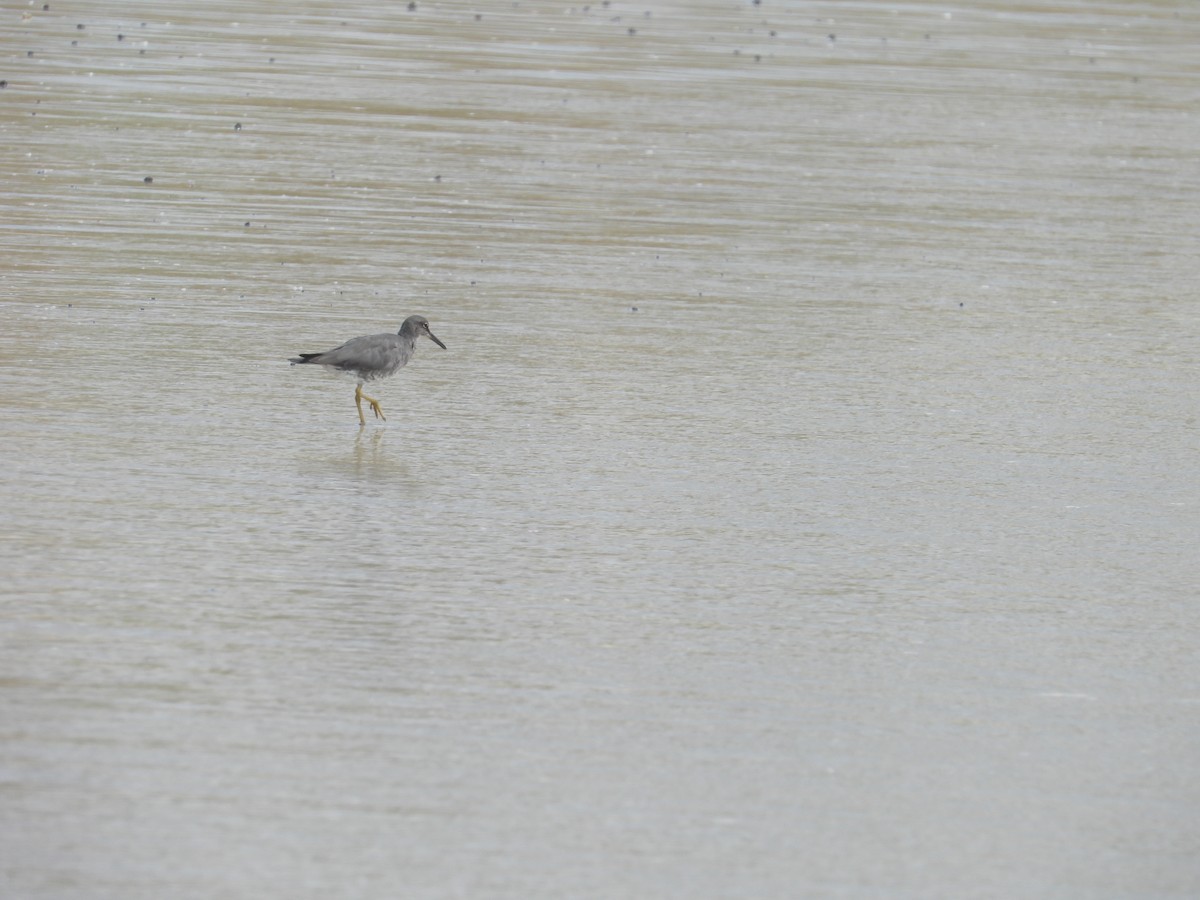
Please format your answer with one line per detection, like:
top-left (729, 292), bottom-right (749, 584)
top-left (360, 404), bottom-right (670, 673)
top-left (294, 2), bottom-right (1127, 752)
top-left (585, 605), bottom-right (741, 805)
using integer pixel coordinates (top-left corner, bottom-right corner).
top-left (350, 426), bottom-right (397, 479)
top-left (297, 426), bottom-right (415, 490)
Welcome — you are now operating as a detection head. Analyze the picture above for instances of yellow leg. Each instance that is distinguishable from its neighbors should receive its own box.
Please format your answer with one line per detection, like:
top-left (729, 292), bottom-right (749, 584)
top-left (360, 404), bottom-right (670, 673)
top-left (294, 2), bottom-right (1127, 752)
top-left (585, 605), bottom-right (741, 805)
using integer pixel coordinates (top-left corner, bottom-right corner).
top-left (354, 383), bottom-right (385, 423)
top-left (354, 384), bottom-right (367, 426)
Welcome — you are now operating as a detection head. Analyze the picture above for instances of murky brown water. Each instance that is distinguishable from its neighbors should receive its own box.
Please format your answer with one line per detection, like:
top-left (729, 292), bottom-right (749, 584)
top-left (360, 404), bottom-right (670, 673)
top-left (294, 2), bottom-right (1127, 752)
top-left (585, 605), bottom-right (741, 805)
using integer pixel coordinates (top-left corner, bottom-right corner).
top-left (2, 2), bottom-right (1198, 897)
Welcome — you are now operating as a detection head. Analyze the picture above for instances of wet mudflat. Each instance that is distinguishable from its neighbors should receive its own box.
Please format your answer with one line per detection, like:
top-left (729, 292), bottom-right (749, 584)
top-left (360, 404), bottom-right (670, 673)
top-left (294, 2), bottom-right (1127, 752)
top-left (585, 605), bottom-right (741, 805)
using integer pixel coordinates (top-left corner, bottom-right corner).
top-left (1, 2), bottom-right (1198, 897)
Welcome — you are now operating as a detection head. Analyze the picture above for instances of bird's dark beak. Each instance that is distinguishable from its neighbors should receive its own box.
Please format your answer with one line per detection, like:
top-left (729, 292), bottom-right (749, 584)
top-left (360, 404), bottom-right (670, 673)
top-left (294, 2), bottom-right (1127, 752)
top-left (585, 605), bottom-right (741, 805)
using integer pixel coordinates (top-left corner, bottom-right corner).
top-left (426, 328), bottom-right (447, 350)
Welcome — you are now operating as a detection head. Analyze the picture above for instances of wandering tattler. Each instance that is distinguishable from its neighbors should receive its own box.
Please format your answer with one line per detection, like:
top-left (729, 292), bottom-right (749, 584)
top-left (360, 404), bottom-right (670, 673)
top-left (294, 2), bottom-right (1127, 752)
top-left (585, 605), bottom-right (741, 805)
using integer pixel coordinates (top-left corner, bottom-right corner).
top-left (289, 314), bottom-right (446, 425)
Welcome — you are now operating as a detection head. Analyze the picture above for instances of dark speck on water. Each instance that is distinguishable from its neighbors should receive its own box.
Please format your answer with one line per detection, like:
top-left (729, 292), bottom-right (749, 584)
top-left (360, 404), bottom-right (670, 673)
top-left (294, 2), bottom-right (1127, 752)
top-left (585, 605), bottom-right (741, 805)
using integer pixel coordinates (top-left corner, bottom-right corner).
top-left (143, 176), bottom-right (153, 183)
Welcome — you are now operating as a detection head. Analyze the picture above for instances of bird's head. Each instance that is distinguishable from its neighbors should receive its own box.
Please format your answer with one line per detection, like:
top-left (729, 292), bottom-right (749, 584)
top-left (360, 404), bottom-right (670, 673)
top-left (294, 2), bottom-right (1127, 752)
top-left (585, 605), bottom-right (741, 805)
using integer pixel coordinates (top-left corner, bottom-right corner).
top-left (403, 315), bottom-right (447, 350)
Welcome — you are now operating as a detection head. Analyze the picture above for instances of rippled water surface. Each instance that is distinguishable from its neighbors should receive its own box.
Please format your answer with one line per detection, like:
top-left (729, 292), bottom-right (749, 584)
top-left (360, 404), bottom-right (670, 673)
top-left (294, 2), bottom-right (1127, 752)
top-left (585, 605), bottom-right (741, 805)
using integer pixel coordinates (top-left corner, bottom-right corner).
top-left (2, 1), bottom-right (1198, 897)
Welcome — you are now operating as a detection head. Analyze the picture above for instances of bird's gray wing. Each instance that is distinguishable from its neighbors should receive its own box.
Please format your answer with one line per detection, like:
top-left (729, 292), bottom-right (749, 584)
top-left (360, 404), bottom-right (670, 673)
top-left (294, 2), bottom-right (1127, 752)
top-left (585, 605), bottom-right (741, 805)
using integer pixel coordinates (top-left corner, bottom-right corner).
top-left (309, 333), bottom-right (401, 371)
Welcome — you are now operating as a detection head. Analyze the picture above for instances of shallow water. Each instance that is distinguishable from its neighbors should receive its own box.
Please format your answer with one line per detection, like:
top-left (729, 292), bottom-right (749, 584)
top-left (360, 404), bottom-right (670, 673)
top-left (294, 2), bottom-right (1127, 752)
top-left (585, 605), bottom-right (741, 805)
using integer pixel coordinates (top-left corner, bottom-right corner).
top-left (2, 2), bottom-right (1198, 897)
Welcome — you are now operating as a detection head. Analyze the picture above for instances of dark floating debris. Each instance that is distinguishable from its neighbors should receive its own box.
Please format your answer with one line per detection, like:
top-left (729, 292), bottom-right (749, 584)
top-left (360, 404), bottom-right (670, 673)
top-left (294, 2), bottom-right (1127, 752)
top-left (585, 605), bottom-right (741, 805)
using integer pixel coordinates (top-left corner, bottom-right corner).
top-left (234, 122), bottom-right (242, 131)
top-left (143, 176), bottom-right (153, 183)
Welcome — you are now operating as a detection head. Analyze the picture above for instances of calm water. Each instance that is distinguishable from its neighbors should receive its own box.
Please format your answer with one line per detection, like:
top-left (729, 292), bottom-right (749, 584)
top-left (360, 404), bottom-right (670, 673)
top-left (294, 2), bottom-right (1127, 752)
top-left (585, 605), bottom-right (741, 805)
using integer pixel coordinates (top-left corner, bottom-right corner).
top-left (2, 1), bottom-right (1198, 897)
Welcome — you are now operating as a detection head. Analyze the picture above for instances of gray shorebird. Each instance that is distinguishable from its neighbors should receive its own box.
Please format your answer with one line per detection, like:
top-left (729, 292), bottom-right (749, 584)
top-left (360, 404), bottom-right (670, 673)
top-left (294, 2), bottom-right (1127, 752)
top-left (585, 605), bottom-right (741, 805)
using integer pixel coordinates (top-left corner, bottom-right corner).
top-left (290, 314), bottom-right (446, 425)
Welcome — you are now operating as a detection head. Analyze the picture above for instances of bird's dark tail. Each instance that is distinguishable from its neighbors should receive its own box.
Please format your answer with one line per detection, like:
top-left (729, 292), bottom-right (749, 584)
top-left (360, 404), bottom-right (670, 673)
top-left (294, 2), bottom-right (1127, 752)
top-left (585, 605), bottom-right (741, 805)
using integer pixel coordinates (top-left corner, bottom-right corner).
top-left (289, 353), bottom-right (322, 365)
